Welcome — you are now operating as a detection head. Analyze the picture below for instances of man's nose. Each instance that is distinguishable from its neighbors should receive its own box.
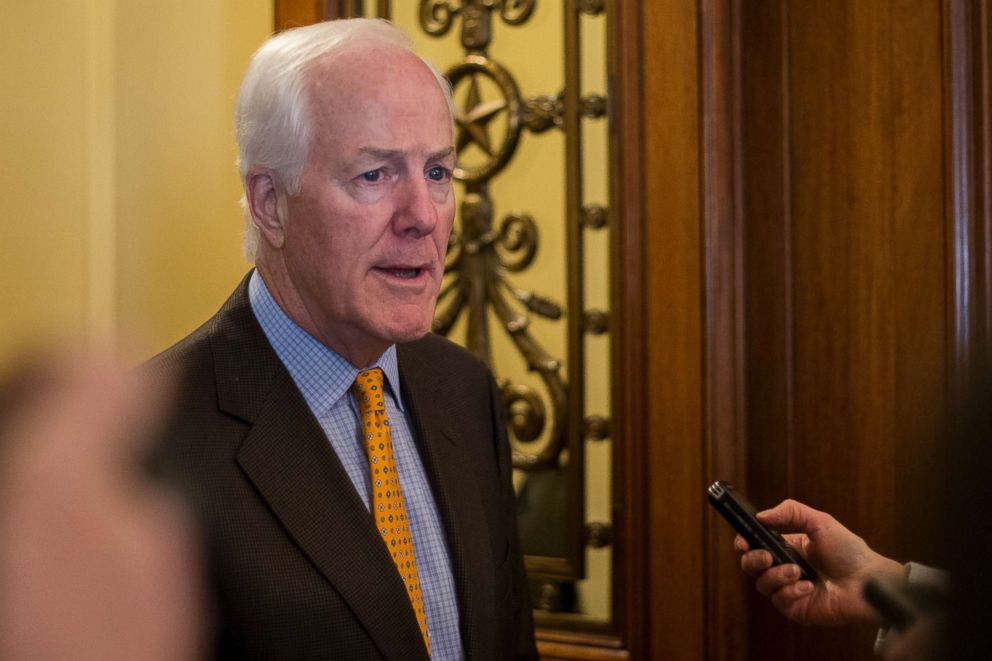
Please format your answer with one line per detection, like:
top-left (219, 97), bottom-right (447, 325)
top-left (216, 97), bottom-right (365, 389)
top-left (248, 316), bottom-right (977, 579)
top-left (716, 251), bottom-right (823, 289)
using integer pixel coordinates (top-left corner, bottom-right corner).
top-left (393, 176), bottom-right (439, 237)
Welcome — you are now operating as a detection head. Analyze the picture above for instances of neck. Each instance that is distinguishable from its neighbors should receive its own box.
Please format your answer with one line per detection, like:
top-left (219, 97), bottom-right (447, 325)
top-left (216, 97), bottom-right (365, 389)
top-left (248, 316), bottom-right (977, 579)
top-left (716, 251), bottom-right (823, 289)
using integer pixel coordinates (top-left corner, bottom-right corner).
top-left (253, 258), bottom-right (388, 369)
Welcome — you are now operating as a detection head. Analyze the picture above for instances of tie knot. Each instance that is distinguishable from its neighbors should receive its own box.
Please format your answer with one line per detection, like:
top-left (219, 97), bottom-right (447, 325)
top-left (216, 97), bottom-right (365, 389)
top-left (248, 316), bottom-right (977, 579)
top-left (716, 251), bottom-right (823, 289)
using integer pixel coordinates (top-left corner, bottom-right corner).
top-left (353, 368), bottom-right (386, 413)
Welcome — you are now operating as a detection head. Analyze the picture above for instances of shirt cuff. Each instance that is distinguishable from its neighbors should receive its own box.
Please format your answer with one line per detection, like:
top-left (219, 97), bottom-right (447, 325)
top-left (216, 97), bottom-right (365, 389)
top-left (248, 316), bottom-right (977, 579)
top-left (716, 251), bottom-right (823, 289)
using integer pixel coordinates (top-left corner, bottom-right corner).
top-left (873, 562), bottom-right (950, 655)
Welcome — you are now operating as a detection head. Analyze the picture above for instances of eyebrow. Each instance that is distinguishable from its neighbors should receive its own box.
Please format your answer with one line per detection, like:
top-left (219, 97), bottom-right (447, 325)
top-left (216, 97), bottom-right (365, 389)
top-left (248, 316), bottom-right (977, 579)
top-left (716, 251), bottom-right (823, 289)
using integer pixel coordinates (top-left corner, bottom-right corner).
top-left (356, 146), bottom-right (455, 162)
top-left (429, 147), bottom-right (456, 162)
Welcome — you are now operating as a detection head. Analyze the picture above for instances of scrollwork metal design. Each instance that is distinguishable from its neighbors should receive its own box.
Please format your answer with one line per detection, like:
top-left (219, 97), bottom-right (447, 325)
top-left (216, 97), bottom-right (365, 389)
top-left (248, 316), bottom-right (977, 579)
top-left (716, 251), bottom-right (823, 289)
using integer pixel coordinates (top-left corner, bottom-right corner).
top-left (433, 51), bottom-right (568, 466)
top-left (580, 204), bottom-right (608, 229)
top-left (577, 0), bottom-right (605, 16)
top-left (584, 522), bottom-right (613, 548)
top-left (502, 382), bottom-right (546, 442)
top-left (583, 414), bottom-right (611, 441)
top-left (523, 93), bottom-right (564, 133)
top-left (499, 0), bottom-right (536, 24)
top-left (582, 309), bottom-right (609, 335)
top-left (495, 213), bottom-right (538, 271)
top-left (580, 93), bottom-right (608, 119)
top-left (433, 190), bottom-right (568, 469)
top-left (421, 0), bottom-right (612, 567)
top-left (460, 3), bottom-right (491, 50)
top-left (448, 55), bottom-right (523, 182)
top-left (419, 0), bottom-right (537, 48)
top-left (420, 0), bottom-right (459, 36)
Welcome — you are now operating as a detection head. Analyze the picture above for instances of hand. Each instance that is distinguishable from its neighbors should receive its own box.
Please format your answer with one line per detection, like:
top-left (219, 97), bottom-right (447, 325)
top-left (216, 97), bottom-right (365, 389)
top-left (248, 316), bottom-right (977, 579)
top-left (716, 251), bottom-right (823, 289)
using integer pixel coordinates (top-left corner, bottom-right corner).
top-left (736, 499), bottom-right (905, 626)
top-left (0, 354), bottom-right (204, 661)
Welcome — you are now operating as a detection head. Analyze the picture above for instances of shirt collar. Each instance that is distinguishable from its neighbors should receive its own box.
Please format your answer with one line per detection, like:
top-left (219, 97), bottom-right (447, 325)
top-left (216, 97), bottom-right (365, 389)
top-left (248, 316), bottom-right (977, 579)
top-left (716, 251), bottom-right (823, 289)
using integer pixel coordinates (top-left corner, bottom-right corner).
top-left (248, 270), bottom-right (405, 414)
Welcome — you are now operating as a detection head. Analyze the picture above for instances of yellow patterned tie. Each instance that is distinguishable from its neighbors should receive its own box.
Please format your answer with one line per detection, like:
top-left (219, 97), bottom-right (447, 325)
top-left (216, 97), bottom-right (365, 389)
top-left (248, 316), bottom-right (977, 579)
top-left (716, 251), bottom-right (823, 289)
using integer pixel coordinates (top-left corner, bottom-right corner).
top-left (352, 368), bottom-right (430, 655)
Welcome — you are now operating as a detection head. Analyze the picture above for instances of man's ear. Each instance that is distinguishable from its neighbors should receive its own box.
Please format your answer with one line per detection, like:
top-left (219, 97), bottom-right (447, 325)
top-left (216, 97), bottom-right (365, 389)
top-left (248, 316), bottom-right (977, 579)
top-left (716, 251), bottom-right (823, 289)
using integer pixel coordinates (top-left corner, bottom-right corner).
top-left (245, 170), bottom-right (287, 249)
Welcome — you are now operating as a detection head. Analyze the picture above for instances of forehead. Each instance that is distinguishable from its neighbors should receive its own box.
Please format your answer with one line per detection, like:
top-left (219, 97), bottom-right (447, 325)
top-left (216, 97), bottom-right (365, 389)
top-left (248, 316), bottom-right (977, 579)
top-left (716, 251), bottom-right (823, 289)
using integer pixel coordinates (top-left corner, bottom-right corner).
top-left (304, 46), bottom-right (452, 155)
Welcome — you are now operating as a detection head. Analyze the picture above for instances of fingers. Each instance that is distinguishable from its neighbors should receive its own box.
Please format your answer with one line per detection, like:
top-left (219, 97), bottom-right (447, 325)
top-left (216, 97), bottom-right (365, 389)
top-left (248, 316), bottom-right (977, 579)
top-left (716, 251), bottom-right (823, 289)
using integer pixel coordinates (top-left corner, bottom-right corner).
top-left (6, 356), bottom-right (164, 475)
top-left (737, 543), bottom-right (817, 623)
top-left (754, 562), bottom-right (805, 597)
top-left (740, 549), bottom-right (773, 576)
top-left (738, 532), bottom-right (806, 554)
top-left (769, 579), bottom-right (815, 612)
top-left (740, 549), bottom-right (817, 620)
top-left (62, 357), bottom-right (171, 460)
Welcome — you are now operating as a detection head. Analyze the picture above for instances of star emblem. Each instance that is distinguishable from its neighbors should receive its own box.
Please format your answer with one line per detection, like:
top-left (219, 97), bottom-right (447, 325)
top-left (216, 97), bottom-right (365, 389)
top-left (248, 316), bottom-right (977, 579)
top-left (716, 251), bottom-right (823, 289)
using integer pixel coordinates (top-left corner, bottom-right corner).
top-left (454, 74), bottom-right (507, 157)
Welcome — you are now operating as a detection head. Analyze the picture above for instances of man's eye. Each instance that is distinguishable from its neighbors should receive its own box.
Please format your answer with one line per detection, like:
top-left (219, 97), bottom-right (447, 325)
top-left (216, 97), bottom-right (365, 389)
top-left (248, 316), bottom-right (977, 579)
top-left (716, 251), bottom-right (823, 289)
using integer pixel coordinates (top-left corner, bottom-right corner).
top-left (361, 169), bottom-right (384, 183)
top-left (427, 166), bottom-right (451, 182)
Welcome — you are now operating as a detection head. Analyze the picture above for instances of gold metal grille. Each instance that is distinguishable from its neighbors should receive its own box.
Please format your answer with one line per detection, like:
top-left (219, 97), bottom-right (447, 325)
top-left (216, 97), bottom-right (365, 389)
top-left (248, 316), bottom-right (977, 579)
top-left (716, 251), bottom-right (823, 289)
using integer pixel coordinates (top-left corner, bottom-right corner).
top-left (336, 0), bottom-right (612, 621)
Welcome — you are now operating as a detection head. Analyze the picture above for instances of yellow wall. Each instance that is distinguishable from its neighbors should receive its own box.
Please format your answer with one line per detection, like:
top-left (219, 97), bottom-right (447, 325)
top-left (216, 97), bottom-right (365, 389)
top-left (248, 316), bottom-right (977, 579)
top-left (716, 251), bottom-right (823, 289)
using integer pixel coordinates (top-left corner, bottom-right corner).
top-left (0, 0), bottom-right (272, 369)
top-left (1, 1), bottom-right (95, 368)
top-left (115, 0), bottom-right (272, 355)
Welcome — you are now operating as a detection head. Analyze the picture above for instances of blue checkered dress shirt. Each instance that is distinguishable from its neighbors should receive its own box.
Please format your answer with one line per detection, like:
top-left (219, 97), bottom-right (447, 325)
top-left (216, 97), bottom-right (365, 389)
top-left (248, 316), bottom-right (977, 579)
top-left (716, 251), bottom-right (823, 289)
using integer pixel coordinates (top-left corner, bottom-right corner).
top-left (249, 271), bottom-right (463, 660)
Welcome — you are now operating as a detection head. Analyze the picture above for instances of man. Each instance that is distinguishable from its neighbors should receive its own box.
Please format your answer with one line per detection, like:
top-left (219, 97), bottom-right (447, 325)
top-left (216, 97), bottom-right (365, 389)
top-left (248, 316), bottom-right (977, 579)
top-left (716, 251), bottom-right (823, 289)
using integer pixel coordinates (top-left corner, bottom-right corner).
top-left (152, 19), bottom-right (537, 660)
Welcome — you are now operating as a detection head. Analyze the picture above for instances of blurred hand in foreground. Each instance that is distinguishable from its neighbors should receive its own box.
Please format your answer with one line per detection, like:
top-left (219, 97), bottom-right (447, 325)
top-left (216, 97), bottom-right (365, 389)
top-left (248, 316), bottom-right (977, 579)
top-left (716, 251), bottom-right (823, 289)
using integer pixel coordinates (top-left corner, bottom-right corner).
top-left (0, 354), bottom-right (204, 661)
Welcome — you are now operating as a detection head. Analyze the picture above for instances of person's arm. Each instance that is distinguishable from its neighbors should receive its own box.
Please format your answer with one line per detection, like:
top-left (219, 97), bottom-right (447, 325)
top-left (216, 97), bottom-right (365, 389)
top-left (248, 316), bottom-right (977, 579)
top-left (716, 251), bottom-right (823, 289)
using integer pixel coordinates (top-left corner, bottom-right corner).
top-left (736, 499), bottom-right (906, 626)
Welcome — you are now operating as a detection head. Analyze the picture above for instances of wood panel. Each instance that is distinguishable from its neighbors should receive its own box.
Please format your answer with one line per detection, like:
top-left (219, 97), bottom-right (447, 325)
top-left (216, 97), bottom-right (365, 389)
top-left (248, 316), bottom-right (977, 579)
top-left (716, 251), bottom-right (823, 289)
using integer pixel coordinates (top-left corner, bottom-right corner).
top-left (640, 0), bottom-right (707, 658)
top-left (739, 0), bottom-right (799, 657)
top-left (608, 0), bottom-right (647, 657)
top-left (699, 0), bottom-right (749, 660)
top-left (738, 0), bottom-right (952, 658)
top-left (947, 0), bottom-right (992, 399)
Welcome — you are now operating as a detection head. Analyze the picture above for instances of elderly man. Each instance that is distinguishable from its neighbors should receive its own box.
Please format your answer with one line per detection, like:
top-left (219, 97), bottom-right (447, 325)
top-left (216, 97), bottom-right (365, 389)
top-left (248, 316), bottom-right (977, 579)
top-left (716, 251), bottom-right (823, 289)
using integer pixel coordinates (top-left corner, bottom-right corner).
top-left (153, 19), bottom-right (537, 660)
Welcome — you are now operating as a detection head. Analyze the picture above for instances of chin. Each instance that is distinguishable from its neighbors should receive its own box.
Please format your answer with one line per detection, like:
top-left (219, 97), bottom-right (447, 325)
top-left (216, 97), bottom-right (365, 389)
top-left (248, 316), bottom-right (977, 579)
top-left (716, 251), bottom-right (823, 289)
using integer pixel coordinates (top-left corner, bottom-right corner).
top-left (376, 317), bottom-right (434, 345)
top-left (375, 304), bottom-right (436, 343)
top-left (390, 332), bottom-right (430, 347)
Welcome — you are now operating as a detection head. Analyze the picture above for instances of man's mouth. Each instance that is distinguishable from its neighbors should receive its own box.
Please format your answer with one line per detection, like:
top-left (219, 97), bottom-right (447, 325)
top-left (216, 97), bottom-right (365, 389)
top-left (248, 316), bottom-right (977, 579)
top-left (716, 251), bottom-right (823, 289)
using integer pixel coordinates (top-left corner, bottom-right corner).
top-left (384, 268), bottom-right (420, 279)
top-left (374, 264), bottom-right (430, 280)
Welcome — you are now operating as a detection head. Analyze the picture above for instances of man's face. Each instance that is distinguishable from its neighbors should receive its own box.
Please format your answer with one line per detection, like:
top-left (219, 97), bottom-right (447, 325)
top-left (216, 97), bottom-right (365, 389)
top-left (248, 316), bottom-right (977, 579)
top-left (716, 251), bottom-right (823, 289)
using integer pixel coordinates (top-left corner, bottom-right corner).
top-left (278, 48), bottom-right (455, 365)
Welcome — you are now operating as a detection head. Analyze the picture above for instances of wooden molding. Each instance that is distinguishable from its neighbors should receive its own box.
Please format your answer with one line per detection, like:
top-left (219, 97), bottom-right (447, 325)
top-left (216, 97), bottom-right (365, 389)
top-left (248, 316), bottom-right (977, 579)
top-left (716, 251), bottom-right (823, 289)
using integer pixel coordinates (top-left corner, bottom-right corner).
top-left (698, 0), bottom-right (750, 658)
top-left (946, 0), bottom-right (992, 402)
top-left (608, 0), bottom-right (646, 657)
top-left (274, 0), bottom-right (328, 30)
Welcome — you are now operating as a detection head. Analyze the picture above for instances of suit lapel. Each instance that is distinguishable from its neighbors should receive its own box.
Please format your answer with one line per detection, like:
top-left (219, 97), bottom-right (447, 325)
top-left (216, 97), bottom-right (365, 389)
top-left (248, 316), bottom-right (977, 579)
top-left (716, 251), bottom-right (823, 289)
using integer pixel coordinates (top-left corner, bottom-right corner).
top-left (210, 278), bottom-right (429, 660)
top-left (398, 345), bottom-right (500, 661)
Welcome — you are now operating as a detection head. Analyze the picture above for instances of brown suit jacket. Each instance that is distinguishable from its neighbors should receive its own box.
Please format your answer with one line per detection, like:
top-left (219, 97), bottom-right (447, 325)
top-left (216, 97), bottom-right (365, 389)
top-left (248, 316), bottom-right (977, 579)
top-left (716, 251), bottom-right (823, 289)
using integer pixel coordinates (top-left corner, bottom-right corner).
top-left (151, 274), bottom-right (537, 660)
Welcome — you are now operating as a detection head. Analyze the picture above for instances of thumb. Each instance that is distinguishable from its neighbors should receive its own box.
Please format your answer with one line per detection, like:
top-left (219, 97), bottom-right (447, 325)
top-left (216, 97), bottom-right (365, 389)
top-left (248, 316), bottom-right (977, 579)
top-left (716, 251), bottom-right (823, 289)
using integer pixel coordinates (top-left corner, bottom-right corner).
top-left (756, 499), bottom-right (828, 535)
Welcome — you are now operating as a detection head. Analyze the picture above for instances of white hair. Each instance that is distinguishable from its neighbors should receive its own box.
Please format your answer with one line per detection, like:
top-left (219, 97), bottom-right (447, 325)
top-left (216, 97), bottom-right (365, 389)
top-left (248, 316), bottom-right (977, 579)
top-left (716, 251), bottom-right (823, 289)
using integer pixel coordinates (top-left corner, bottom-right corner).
top-left (235, 18), bottom-right (453, 260)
